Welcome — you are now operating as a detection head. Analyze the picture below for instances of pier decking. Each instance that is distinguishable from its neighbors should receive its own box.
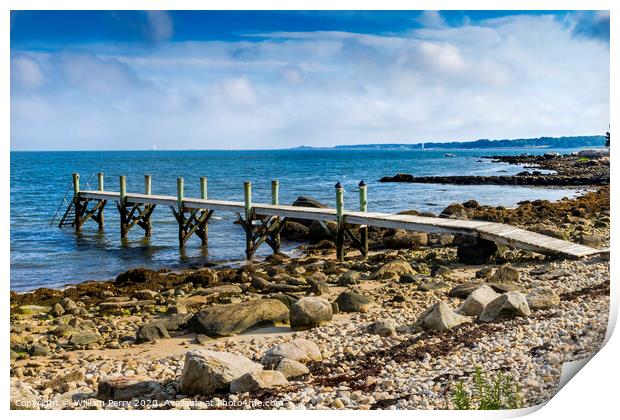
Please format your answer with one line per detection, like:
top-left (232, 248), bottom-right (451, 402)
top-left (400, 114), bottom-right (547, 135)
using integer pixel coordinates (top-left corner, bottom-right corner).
top-left (58, 173), bottom-right (603, 260)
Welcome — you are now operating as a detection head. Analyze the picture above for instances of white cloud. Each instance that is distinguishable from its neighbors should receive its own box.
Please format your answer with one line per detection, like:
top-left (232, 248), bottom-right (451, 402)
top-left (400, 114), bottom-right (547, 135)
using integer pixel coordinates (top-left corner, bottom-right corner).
top-left (10, 13), bottom-right (610, 150)
top-left (415, 11), bottom-right (447, 29)
top-left (11, 55), bottom-right (44, 88)
top-left (145, 11), bottom-right (173, 42)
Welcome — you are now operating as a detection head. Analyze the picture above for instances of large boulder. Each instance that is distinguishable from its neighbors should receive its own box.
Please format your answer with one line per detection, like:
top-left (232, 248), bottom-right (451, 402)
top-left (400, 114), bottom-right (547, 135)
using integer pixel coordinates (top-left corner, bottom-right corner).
top-left (289, 297), bottom-right (332, 330)
top-left (189, 299), bottom-right (289, 337)
top-left (415, 302), bottom-right (471, 331)
top-left (230, 370), bottom-right (288, 394)
top-left (261, 339), bottom-right (322, 366)
top-left (335, 291), bottom-right (375, 313)
top-left (179, 350), bottom-right (263, 396)
top-left (526, 288), bottom-right (561, 310)
top-left (457, 285), bottom-right (500, 316)
top-left (457, 240), bottom-right (498, 264)
top-left (490, 264), bottom-right (520, 283)
top-left (371, 260), bottom-right (415, 280)
top-left (479, 292), bottom-right (531, 322)
top-left (440, 203), bottom-right (469, 219)
top-left (97, 375), bottom-right (162, 401)
top-left (135, 322), bottom-right (170, 344)
top-left (281, 221), bottom-right (310, 241)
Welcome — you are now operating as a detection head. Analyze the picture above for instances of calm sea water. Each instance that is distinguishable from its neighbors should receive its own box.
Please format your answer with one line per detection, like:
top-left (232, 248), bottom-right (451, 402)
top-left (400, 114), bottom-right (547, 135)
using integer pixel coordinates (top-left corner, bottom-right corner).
top-left (10, 148), bottom-right (585, 291)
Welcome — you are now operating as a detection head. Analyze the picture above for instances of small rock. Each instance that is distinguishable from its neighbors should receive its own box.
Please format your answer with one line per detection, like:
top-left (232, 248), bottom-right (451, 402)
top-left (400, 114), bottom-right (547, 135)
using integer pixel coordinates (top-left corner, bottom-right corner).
top-left (475, 267), bottom-right (493, 279)
top-left (69, 330), bottom-right (101, 347)
top-left (276, 358), bottom-right (310, 379)
top-left (338, 271), bottom-right (361, 286)
top-left (416, 302), bottom-right (471, 331)
top-left (417, 281), bottom-right (450, 292)
top-left (526, 288), bottom-right (561, 310)
top-left (457, 285), bottom-right (500, 316)
top-left (371, 260), bottom-right (415, 280)
top-left (49, 303), bottom-right (65, 317)
top-left (261, 339), bottom-right (322, 366)
top-left (491, 264), bottom-right (520, 283)
top-left (136, 322), bottom-right (170, 344)
top-left (488, 282), bottom-right (520, 293)
top-left (97, 375), bottom-right (162, 401)
top-left (230, 370), bottom-right (288, 394)
top-left (369, 319), bottom-right (397, 337)
top-left (448, 283), bottom-right (483, 299)
top-left (334, 291), bottom-right (375, 313)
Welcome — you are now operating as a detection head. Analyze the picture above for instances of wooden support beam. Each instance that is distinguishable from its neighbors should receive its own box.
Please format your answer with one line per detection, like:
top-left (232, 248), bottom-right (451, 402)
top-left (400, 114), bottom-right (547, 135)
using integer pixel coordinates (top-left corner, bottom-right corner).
top-left (97, 172), bottom-right (105, 230)
top-left (73, 173), bottom-right (81, 231)
top-left (244, 181), bottom-right (253, 259)
top-left (358, 180), bottom-right (368, 257)
top-left (335, 182), bottom-right (345, 261)
top-left (171, 206), bottom-right (213, 247)
top-left (119, 175), bottom-right (128, 238)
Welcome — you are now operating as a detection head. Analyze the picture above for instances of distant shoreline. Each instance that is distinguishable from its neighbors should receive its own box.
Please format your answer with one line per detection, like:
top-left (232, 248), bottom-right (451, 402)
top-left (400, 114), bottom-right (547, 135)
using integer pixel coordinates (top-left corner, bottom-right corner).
top-left (9, 135), bottom-right (607, 153)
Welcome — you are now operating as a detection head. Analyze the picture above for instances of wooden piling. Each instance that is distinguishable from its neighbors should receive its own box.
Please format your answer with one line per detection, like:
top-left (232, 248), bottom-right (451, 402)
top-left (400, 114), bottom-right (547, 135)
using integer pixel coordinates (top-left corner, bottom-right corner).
top-left (119, 175), bottom-right (128, 238)
top-left (244, 181), bottom-right (253, 258)
top-left (359, 180), bottom-right (368, 256)
top-left (72, 173), bottom-right (81, 231)
top-left (335, 182), bottom-right (345, 261)
top-left (198, 177), bottom-right (209, 246)
top-left (271, 180), bottom-right (280, 253)
top-left (96, 172), bottom-right (105, 230)
top-left (177, 177), bottom-right (185, 247)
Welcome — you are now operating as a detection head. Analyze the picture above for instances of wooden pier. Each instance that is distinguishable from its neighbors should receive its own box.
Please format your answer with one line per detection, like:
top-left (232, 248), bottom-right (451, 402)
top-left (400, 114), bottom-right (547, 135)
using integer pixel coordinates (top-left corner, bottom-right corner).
top-left (57, 173), bottom-right (603, 260)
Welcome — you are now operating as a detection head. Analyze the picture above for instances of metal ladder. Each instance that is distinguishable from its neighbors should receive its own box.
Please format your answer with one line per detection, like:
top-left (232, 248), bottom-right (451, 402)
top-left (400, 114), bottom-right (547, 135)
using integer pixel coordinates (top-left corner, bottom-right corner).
top-left (50, 173), bottom-right (96, 227)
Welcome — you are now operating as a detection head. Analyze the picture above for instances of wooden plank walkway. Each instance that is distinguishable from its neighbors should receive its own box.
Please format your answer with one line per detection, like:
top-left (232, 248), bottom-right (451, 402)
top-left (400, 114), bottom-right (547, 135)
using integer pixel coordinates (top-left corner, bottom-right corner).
top-left (77, 189), bottom-right (601, 259)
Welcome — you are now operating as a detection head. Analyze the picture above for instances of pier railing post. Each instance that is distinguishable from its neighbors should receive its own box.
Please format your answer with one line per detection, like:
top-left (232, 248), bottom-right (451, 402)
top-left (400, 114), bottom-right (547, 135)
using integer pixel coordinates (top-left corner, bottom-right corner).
top-left (244, 181), bottom-right (253, 259)
top-left (200, 177), bottom-right (208, 200)
top-left (97, 172), bottom-right (104, 191)
top-left (145, 175), bottom-right (152, 195)
top-left (119, 175), bottom-right (127, 238)
top-left (335, 182), bottom-right (345, 261)
top-left (359, 180), bottom-right (368, 257)
top-left (271, 180), bottom-right (279, 206)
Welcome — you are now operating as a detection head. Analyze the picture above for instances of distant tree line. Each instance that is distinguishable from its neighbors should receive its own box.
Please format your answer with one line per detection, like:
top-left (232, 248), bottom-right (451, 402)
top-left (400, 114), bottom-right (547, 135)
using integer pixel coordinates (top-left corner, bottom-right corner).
top-left (329, 135), bottom-right (607, 150)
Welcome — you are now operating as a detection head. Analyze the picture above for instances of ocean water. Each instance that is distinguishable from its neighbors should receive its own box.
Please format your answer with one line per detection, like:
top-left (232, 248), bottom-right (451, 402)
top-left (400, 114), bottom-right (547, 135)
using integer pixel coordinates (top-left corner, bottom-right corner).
top-left (10, 148), bottom-right (585, 291)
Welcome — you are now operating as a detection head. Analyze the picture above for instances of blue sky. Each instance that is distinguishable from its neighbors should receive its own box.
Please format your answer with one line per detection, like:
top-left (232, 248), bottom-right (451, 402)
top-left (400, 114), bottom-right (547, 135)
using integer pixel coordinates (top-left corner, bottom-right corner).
top-left (11, 10), bottom-right (610, 150)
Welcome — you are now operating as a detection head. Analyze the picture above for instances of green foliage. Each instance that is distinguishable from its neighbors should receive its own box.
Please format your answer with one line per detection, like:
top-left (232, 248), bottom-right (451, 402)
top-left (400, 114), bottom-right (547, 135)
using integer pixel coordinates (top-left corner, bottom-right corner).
top-left (450, 367), bottom-right (522, 410)
top-left (576, 157), bottom-right (590, 163)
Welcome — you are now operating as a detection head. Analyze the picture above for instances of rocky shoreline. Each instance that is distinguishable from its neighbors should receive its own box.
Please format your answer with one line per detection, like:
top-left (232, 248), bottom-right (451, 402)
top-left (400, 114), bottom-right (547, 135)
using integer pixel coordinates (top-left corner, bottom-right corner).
top-left (379, 151), bottom-right (610, 186)
top-left (10, 153), bottom-right (611, 410)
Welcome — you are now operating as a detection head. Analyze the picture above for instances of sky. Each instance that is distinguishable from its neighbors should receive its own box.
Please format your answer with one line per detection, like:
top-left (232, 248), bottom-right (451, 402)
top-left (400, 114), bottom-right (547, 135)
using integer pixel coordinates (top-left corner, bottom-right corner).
top-left (10, 10), bottom-right (610, 150)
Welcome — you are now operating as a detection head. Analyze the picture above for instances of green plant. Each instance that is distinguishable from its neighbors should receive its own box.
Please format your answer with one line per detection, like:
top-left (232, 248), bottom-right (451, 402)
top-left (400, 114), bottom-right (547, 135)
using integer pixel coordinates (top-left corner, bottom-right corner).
top-left (576, 157), bottom-right (590, 163)
top-left (450, 367), bottom-right (522, 410)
